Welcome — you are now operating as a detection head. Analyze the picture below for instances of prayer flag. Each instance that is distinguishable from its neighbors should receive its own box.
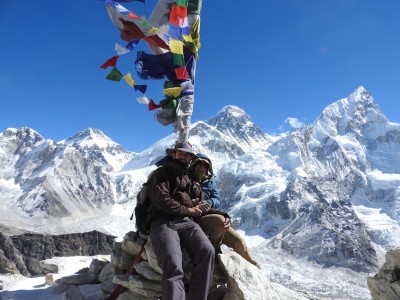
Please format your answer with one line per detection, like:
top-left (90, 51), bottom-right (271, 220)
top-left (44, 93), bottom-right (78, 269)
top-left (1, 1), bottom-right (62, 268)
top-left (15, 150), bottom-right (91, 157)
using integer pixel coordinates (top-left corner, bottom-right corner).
top-left (134, 85), bottom-right (147, 93)
top-left (176, 0), bottom-right (188, 7)
top-left (137, 96), bottom-right (150, 104)
top-left (172, 53), bottom-right (185, 67)
top-left (123, 73), bottom-right (135, 87)
top-left (175, 67), bottom-right (189, 80)
top-left (169, 39), bottom-right (183, 55)
top-left (106, 67), bottom-right (123, 81)
top-left (164, 87), bottom-right (183, 98)
top-left (169, 5), bottom-right (187, 27)
top-left (115, 43), bottom-right (130, 55)
top-left (149, 99), bottom-right (162, 110)
top-left (100, 55), bottom-right (119, 69)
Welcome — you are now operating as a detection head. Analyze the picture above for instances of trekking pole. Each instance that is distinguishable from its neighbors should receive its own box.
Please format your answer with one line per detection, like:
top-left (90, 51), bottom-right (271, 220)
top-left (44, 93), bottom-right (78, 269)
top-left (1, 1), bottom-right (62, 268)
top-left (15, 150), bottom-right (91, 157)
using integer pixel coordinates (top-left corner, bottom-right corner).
top-left (104, 239), bottom-right (147, 300)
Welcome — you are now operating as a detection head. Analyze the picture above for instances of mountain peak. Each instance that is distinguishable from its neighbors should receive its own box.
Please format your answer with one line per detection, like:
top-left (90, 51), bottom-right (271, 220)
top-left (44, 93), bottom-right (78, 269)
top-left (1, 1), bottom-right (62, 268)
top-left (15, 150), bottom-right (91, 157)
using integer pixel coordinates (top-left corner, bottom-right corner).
top-left (1, 127), bottom-right (44, 145)
top-left (220, 105), bottom-right (247, 117)
top-left (315, 86), bottom-right (388, 138)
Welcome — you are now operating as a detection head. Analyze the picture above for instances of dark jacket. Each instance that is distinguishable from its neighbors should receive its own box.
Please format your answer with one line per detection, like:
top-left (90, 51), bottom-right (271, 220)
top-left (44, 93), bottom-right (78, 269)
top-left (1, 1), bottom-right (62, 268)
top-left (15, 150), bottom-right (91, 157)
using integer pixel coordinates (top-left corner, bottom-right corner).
top-left (147, 159), bottom-right (202, 222)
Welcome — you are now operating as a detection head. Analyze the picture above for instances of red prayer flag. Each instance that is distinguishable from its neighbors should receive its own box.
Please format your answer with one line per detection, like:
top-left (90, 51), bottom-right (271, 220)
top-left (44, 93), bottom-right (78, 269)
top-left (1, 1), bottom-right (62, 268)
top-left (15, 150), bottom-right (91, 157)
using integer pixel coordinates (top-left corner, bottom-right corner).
top-left (128, 12), bottom-right (140, 19)
top-left (175, 67), bottom-right (189, 80)
top-left (100, 55), bottom-right (119, 69)
top-left (148, 99), bottom-right (162, 111)
top-left (169, 5), bottom-right (187, 27)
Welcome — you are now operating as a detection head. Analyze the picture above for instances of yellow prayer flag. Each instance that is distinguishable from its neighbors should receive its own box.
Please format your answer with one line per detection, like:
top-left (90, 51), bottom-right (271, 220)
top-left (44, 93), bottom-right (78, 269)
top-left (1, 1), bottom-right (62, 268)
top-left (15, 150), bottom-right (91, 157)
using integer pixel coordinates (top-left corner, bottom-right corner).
top-left (164, 87), bottom-right (183, 98)
top-left (148, 27), bottom-right (159, 33)
top-left (123, 73), bottom-right (135, 87)
top-left (183, 35), bottom-right (194, 44)
top-left (169, 39), bottom-right (184, 55)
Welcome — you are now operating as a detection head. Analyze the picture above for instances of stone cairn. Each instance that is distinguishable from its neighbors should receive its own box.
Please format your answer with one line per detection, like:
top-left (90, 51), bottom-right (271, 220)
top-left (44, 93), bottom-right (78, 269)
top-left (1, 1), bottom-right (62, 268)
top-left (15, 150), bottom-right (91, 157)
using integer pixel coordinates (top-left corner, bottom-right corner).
top-left (44, 231), bottom-right (309, 300)
top-left (51, 231), bottom-right (228, 299)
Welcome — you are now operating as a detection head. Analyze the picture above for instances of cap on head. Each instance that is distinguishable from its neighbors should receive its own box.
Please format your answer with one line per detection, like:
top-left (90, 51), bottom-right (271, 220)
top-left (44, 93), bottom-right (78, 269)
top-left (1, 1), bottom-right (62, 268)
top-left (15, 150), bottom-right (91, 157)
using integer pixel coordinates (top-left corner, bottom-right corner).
top-left (193, 153), bottom-right (213, 175)
top-left (166, 142), bottom-right (196, 156)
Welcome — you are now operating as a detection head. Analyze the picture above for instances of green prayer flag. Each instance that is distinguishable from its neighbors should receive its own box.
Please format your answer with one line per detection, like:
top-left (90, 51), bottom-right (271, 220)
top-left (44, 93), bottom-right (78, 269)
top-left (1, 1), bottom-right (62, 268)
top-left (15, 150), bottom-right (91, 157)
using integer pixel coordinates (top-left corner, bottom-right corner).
top-left (164, 81), bottom-right (181, 89)
top-left (176, 0), bottom-right (188, 7)
top-left (172, 53), bottom-right (185, 67)
top-left (106, 67), bottom-right (123, 82)
top-left (160, 98), bottom-right (177, 108)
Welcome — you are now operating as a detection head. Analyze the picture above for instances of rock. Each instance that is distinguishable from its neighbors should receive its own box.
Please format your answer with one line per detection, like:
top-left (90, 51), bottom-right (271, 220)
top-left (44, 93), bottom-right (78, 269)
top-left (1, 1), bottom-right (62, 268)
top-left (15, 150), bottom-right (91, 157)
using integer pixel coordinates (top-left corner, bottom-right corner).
top-left (113, 274), bottom-right (162, 298)
top-left (89, 258), bottom-right (109, 275)
top-left (121, 231), bottom-right (147, 257)
top-left (0, 232), bottom-right (30, 276)
top-left (40, 261), bottom-right (59, 273)
top-left (135, 261), bottom-right (162, 281)
top-left (45, 273), bottom-right (55, 285)
top-left (367, 249), bottom-right (400, 300)
top-left (143, 239), bottom-right (162, 274)
top-left (63, 285), bottom-right (83, 300)
top-left (116, 288), bottom-right (155, 300)
top-left (0, 230), bottom-right (115, 276)
top-left (218, 251), bottom-right (309, 300)
top-left (99, 262), bottom-right (115, 283)
top-left (111, 241), bottom-right (135, 271)
top-left (100, 278), bottom-right (117, 294)
top-left (56, 273), bottom-right (98, 285)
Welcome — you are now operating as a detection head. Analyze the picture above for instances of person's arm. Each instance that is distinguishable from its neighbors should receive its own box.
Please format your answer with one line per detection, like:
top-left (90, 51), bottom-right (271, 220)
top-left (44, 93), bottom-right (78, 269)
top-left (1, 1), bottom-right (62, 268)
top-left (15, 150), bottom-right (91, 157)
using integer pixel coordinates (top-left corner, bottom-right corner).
top-left (204, 180), bottom-right (221, 209)
top-left (149, 171), bottom-right (201, 217)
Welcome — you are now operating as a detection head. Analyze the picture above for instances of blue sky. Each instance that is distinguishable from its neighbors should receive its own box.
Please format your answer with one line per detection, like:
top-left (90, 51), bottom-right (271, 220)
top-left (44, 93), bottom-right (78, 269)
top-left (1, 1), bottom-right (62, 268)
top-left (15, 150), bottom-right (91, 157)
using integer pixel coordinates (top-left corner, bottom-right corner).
top-left (1, 1), bottom-right (399, 152)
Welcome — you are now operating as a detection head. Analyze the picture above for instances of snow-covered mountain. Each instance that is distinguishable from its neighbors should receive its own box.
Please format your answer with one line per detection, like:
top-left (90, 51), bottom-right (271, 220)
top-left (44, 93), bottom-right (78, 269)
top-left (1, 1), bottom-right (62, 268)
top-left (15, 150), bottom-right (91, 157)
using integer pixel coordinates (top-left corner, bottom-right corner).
top-left (1, 86), bottom-right (399, 299)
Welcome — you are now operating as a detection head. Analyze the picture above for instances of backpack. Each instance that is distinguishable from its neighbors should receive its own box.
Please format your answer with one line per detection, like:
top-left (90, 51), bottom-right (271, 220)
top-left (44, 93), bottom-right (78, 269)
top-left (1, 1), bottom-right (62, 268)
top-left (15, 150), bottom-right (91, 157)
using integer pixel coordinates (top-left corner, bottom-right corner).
top-left (130, 169), bottom-right (174, 239)
top-left (130, 173), bottom-right (154, 238)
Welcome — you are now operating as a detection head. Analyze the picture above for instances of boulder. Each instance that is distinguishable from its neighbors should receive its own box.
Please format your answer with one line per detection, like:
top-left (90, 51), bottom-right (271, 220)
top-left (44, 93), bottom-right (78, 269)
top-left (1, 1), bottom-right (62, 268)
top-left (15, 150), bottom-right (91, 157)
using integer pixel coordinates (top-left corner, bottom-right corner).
top-left (367, 249), bottom-right (400, 300)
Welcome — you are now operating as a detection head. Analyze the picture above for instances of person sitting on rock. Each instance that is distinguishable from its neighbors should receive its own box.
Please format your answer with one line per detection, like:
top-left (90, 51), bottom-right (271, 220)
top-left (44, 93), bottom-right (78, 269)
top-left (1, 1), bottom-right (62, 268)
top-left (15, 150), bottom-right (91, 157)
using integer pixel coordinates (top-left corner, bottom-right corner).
top-left (147, 143), bottom-right (215, 300)
top-left (190, 153), bottom-right (260, 268)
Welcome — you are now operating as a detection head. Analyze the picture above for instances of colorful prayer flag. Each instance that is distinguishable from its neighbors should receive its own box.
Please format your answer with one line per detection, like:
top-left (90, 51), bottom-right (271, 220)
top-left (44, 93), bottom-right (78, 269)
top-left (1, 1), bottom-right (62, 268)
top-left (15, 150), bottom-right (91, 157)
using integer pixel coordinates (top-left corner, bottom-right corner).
top-left (175, 67), bottom-right (189, 80)
top-left (100, 55), bottom-right (119, 69)
top-left (164, 87), bottom-right (183, 98)
top-left (106, 67), bottom-right (123, 81)
top-left (148, 99), bottom-right (162, 110)
top-left (169, 5), bottom-right (188, 27)
top-left (115, 43), bottom-right (130, 55)
top-left (123, 73), bottom-right (135, 87)
top-left (172, 53), bottom-right (185, 67)
top-left (134, 85), bottom-right (147, 94)
top-left (137, 96), bottom-right (150, 104)
top-left (169, 39), bottom-right (183, 55)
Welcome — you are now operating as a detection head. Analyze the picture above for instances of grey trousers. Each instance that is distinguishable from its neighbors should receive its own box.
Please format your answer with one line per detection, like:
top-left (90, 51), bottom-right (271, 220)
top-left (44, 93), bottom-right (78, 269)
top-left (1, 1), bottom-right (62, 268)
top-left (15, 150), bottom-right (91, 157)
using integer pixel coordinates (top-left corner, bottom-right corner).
top-left (150, 216), bottom-right (215, 300)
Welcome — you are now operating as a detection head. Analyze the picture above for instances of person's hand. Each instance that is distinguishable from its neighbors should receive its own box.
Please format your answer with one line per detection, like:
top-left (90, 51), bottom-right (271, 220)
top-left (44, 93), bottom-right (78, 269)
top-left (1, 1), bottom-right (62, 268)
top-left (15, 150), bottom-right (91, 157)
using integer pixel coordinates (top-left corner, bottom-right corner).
top-left (215, 217), bottom-right (230, 232)
top-left (198, 202), bottom-right (211, 213)
top-left (188, 207), bottom-right (202, 218)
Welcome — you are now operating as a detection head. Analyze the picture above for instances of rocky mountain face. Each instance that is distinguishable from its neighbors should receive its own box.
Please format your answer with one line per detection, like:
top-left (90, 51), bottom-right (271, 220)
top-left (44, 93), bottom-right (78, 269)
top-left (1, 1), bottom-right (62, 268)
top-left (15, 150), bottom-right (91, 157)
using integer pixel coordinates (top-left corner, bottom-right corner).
top-left (0, 86), bottom-right (399, 298)
top-left (0, 230), bottom-right (114, 276)
top-left (0, 127), bottom-right (134, 223)
top-left (214, 87), bottom-right (400, 273)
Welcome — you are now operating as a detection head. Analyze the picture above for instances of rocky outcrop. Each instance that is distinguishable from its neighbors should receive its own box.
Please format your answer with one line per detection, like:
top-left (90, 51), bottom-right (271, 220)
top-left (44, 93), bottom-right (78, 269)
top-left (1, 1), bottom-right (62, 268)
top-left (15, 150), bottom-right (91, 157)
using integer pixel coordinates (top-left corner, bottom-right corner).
top-left (35, 231), bottom-right (312, 299)
top-left (0, 230), bottom-right (115, 276)
top-left (367, 249), bottom-right (400, 300)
